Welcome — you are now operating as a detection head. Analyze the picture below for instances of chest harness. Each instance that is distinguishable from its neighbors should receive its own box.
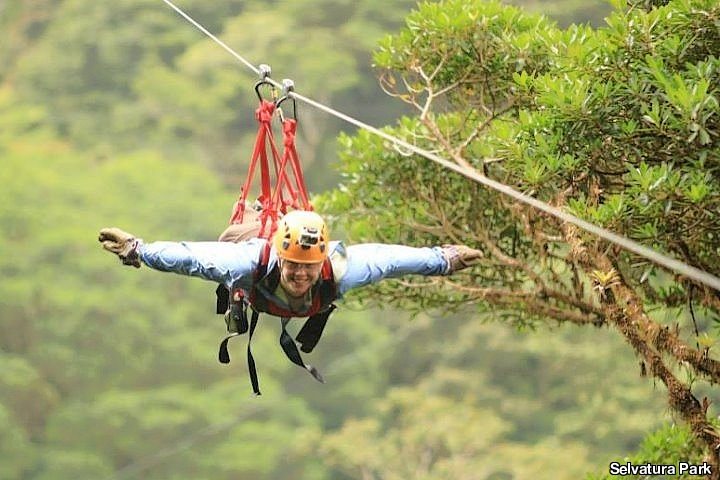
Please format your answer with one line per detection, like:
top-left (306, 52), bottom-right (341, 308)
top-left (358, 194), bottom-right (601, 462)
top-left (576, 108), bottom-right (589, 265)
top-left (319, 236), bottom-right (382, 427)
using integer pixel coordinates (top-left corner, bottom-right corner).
top-left (216, 243), bottom-right (337, 395)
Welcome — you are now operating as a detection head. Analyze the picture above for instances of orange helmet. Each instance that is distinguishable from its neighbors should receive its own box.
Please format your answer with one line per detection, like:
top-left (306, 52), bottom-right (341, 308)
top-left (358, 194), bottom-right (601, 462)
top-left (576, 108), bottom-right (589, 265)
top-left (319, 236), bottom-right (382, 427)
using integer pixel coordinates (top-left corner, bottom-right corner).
top-left (272, 210), bottom-right (328, 263)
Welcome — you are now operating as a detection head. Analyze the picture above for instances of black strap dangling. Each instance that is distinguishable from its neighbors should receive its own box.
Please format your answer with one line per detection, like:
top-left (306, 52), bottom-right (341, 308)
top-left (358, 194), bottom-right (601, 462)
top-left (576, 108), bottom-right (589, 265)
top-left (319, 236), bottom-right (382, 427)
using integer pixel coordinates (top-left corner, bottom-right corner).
top-left (279, 317), bottom-right (325, 384)
top-left (218, 298), bottom-right (249, 364)
top-left (216, 284), bottom-right (229, 314)
top-left (218, 309), bottom-right (263, 396)
top-left (247, 310), bottom-right (261, 395)
top-left (296, 304), bottom-right (336, 353)
top-left (218, 332), bottom-right (238, 364)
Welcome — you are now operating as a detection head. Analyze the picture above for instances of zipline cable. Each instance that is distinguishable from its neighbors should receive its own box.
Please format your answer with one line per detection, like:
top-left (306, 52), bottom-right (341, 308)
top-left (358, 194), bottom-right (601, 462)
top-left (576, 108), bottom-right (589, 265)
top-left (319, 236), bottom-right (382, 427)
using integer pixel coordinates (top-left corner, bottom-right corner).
top-left (162, 0), bottom-right (259, 75)
top-left (162, 0), bottom-right (720, 293)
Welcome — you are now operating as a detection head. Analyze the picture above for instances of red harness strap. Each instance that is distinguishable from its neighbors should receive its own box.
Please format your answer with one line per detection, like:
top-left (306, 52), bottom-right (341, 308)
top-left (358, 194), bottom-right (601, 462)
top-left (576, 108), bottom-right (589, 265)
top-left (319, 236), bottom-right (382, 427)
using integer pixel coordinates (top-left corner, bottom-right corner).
top-left (229, 99), bottom-right (278, 235)
top-left (272, 118), bottom-right (311, 214)
top-left (228, 99), bottom-right (313, 240)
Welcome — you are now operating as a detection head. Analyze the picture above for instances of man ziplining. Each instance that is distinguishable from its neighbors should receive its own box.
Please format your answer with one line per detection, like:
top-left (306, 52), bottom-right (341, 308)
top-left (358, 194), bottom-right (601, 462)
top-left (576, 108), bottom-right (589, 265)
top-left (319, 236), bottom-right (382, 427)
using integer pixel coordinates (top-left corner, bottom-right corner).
top-left (98, 209), bottom-right (483, 394)
top-left (97, 70), bottom-right (483, 394)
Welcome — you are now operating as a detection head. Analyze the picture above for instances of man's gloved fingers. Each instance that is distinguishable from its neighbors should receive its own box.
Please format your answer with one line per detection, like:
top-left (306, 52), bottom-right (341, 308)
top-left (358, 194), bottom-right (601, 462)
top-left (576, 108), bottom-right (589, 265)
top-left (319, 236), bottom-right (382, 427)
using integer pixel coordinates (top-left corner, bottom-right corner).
top-left (466, 249), bottom-right (484, 264)
top-left (98, 227), bottom-right (134, 243)
top-left (467, 249), bottom-right (484, 261)
top-left (99, 228), bottom-right (142, 269)
top-left (442, 245), bottom-right (483, 257)
top-left (101, 240), bottom-right (123, 253)
top-left (441, 244), bottom-right (485, 273)
top-left (99, 227), bottom-right (120, 242)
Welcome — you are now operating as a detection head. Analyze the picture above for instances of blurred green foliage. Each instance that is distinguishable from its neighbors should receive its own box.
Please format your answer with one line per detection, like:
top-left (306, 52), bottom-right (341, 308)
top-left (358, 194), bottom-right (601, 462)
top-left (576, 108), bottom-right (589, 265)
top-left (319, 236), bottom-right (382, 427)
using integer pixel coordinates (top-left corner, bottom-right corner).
top-left (4, 0), bottom-right (707, 479)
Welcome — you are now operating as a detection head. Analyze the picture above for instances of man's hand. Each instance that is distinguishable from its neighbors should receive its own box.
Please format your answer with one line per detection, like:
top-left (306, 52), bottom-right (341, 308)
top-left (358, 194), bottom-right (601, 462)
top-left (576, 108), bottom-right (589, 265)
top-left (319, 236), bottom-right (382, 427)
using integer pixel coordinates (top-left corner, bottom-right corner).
top-left (441, 244), bottom-right (484, 274)
top-left (98, 227), bottom-right (142, 268)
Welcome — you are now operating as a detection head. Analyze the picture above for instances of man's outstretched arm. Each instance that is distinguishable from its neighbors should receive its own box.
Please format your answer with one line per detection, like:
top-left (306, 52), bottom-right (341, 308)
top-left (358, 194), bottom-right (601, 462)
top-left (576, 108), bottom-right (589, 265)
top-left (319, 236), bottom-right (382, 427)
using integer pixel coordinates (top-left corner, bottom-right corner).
top-left (98, 227), bottom-right (262, 289)
top-left (336, 243), bottom-right (482, 296)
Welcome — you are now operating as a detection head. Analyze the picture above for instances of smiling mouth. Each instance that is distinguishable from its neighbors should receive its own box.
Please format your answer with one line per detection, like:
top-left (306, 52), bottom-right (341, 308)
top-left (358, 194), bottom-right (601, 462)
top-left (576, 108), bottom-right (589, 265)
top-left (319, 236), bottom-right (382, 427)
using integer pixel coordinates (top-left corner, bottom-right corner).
top-left (284, 281), bottom-right (311, 299)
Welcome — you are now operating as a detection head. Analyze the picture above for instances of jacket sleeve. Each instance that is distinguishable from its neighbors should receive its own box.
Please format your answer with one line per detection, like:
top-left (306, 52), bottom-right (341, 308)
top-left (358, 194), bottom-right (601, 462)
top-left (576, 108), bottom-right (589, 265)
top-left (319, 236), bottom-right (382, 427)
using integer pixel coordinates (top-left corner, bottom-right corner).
top-left (336, 243), bottom-right (449, 297)
top-left (138, 238), bottom-right (265, 290)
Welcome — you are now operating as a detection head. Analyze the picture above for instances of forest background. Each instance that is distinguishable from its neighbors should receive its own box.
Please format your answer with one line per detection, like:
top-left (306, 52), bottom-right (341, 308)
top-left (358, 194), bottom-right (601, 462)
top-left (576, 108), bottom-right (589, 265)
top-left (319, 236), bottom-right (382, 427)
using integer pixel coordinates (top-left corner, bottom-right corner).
top-left (1, 0), bottom-right (716, 479)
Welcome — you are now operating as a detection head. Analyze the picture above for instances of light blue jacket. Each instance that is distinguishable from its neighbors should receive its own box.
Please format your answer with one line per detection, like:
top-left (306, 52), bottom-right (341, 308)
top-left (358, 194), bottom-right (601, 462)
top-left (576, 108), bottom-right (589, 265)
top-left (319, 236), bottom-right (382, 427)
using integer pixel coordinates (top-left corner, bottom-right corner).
top-left (139, 239), bottom-right (450, 300)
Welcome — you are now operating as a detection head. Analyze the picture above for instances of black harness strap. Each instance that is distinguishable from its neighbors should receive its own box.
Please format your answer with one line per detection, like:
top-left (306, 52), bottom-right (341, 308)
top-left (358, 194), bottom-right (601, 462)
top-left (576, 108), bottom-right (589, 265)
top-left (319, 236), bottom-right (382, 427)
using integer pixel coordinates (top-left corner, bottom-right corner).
top-left (217, 301), bottom-right (250, 364)
top-left (216, 284), bottom-right (229, 314)
top-left (247, 310), bottom-right (261, 395)
top-left (218, 307), bottom-right (263, 395)
top-left (218, 332), bottom-right (238, 365)
top-left (279, 317), bottom-right (325, 384)
top-left (296, 304), bottom-right (336, 353)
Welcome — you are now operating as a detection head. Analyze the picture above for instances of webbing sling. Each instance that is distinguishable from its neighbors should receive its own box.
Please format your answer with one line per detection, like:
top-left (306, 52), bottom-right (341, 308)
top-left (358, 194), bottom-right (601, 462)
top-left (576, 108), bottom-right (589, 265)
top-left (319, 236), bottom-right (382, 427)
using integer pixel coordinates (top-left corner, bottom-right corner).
top-left (228, 83), bottom-right (313, 241)
top-left (229, 98), bottom-right (280, 238)
top-left (215, 284), bottom-right (229, 314)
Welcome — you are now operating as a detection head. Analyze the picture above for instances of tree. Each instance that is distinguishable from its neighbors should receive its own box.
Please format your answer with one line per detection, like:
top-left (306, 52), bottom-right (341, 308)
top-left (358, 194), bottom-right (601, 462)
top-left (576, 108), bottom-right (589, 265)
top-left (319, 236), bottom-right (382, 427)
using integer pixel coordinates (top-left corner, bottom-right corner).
top-left (319, 0), bottom-right (720, 472)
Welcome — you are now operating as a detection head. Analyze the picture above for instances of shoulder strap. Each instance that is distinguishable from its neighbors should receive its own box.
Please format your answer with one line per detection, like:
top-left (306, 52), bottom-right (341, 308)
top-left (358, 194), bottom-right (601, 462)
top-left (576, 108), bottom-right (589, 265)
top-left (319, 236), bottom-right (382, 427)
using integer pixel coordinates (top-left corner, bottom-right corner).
top-left (254, 241), bottom-right (273, 279)
top-left (318, 258), bottom-right (337, 306)
top-left (249, 242), bottom-right (278, 313)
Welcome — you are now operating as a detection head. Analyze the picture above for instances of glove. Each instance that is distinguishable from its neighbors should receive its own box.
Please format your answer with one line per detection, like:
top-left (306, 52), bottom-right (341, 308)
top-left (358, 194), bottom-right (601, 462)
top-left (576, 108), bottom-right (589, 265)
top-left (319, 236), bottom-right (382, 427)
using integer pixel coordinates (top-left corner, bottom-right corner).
top-left (441, 244), bottom-right (484, 274)
top-left (98, 227), bottom-right (142, 268)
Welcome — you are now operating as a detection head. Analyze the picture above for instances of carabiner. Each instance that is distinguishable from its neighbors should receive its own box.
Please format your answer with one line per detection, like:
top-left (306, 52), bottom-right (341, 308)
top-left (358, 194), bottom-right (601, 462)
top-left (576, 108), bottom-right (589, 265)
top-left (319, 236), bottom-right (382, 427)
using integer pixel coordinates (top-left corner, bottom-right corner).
top-left (254, 64), bottom-right (277, 102)
top-left (275, 78), bottom-right (297, 122)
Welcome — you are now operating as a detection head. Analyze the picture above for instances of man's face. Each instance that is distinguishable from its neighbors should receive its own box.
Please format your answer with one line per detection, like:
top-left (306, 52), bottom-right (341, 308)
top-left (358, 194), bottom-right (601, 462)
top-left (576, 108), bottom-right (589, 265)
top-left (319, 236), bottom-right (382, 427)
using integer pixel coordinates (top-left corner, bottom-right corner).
top-left (279, 260), bottom-right (323, 298)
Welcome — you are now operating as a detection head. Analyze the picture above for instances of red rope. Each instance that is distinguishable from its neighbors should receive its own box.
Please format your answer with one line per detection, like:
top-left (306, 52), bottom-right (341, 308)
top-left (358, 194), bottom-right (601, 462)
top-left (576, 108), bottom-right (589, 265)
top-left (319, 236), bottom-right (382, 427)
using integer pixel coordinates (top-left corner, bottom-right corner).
top-left (229, 100), bottom-right (277, 232)
top-left (281, 119), bottom-right (311, 210)
top-left (229, 99), bottom-right (312, 239)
